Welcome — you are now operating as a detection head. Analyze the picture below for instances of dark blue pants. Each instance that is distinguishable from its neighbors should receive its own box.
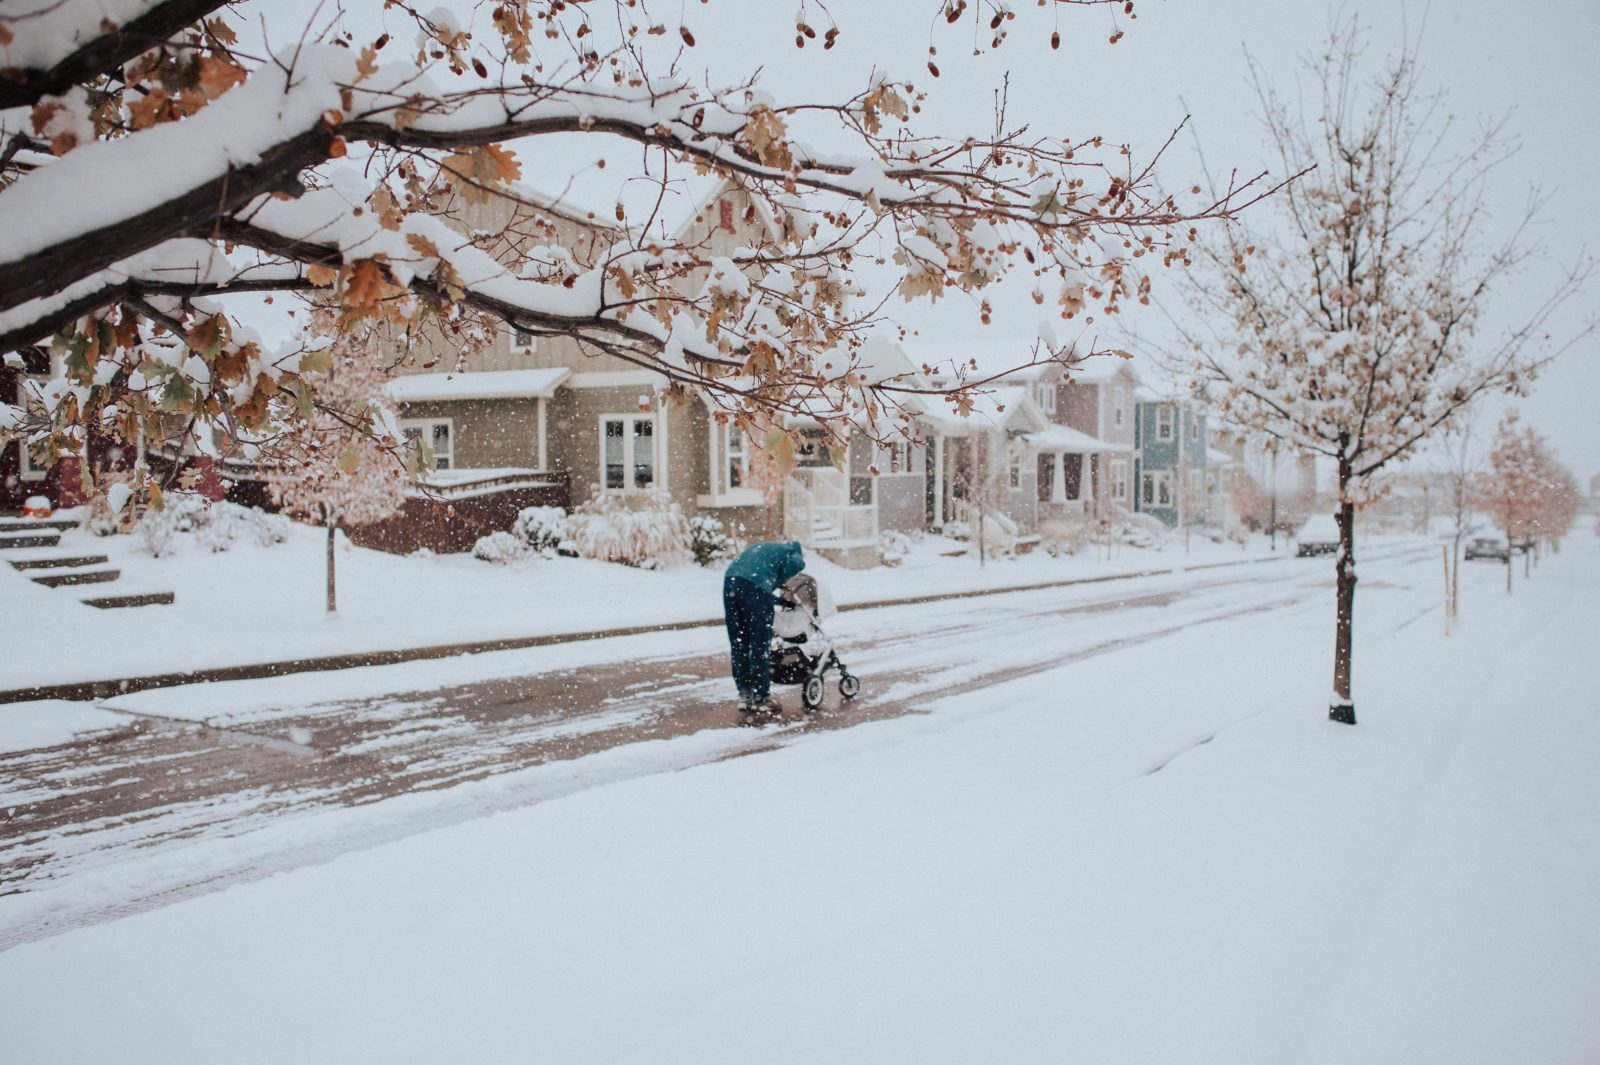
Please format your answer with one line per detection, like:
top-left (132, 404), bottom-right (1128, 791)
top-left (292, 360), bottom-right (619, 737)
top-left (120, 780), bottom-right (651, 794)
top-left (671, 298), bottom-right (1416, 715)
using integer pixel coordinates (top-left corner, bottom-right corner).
top-left (723, 575), bottom-right (775, 702)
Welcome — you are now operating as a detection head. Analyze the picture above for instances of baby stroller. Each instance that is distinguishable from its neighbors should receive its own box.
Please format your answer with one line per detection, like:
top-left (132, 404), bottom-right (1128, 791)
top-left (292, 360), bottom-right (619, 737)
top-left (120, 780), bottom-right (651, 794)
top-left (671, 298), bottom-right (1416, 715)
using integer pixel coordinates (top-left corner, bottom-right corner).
top-left (770, 573), bottom-right (860, 710)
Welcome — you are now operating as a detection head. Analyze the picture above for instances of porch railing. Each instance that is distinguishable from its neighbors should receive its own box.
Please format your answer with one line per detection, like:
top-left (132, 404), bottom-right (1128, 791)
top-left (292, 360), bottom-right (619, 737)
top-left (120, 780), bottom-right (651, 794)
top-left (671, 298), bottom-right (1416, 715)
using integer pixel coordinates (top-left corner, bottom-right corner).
top-left (785, 468), bottom-right (878, 546)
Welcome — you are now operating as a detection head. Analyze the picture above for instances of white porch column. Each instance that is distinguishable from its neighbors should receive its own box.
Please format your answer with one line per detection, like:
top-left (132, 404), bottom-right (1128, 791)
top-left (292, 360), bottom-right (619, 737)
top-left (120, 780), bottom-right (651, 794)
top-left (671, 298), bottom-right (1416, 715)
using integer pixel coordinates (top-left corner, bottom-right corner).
top-left (658, 400), bottom-right (669, 492)
top-left (536, 397), bottom-right (548, 470)
top-left (934, 434), bottom-right (946, 525)
top-left (1050, 452), bottom-right (1065, 504)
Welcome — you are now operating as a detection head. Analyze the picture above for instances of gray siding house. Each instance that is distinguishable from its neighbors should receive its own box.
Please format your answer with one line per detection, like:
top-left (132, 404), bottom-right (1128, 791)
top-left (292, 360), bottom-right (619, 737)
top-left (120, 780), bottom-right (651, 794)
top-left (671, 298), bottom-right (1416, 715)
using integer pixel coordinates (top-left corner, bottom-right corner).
top-left (386, 182), bottom-right (784, 546)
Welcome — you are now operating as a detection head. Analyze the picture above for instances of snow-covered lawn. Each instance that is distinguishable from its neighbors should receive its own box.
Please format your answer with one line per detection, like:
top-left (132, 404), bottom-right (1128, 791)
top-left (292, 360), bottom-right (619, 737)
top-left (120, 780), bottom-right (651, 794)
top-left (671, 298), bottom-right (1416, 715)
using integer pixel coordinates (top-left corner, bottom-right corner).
top-left (1, 511), bottom-right (1283, 692)
top-left (1, 535), bottom-right (1594, 1063)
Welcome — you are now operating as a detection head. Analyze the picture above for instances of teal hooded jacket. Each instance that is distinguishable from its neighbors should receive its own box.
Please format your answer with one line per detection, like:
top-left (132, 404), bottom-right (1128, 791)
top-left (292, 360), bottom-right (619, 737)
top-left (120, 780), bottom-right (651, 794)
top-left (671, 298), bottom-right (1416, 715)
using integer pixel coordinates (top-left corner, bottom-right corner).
top-left (724, 540), bottom-right (806, 593)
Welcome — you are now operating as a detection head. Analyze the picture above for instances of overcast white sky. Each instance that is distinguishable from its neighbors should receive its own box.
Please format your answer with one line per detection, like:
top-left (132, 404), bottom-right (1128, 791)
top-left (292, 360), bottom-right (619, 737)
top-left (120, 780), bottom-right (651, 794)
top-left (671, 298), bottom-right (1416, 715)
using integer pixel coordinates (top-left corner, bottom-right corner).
top-left (269, 0), bottom-right (1599, 474)
top-left (685, 0), bottom-right (1599, 472)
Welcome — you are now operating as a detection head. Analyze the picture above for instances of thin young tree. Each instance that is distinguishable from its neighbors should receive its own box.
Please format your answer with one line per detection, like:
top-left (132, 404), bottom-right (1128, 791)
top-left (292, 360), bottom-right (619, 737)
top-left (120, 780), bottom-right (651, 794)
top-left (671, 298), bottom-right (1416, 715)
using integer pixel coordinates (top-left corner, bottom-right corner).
top-left (1434, 410), bottom-right (1479, 626)
top-left (1477, 413), bottom-right (1546, 594)
top-left (265, 309), bottom-right (409, 614)
top-left (1170, 23), bottom-right (1591, 724)
top-left (1528, 438), bottom-right (1580, 562)
top-left (0, 0), bottom-right (1270, 493)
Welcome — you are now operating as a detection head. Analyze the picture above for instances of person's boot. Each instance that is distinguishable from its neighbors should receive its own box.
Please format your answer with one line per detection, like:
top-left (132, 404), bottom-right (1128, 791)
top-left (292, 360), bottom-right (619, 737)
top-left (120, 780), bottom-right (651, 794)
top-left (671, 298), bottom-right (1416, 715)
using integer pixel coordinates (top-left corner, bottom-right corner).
top-left (749, 698), bottom-right (782, 714)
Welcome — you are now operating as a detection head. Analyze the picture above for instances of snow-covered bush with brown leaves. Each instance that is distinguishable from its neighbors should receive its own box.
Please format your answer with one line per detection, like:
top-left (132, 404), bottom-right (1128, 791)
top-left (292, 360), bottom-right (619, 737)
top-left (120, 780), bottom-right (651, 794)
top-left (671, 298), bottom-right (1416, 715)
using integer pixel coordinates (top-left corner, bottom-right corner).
top-left (565, 487), bottom-right (691, 569)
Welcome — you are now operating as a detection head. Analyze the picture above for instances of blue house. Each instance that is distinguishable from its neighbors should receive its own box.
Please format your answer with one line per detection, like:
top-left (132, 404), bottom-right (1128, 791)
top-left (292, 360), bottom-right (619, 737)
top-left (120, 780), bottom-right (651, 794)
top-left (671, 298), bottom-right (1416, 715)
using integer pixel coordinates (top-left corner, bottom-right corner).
top-left (1133, 391), bottom-right (1209, 528)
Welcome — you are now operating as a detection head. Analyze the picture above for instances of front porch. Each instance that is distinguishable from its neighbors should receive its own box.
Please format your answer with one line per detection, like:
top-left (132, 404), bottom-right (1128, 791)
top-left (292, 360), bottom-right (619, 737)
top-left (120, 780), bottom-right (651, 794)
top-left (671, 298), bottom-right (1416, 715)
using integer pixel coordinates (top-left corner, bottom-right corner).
top-left (1026, 424), bottom-right (1131, 521)
top-left (783, 466), bottom-right (879, 568)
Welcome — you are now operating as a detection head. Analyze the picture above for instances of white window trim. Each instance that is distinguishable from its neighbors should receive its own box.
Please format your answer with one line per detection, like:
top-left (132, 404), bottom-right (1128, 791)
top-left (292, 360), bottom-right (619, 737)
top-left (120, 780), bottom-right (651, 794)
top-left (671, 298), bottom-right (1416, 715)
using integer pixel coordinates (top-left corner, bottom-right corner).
top-left (16, 378), bottom-right (47, 481)
top-left (1113, 387), bottom-right (1125, 429)
top-left (698, 419), bottom-right (765, 507)
top-left (599, 412), bottom-right (659, 491)
top-left (1157, 405), bottom-right (1175, 441)
top-left (400, 417), bottom-right (454, 470)
top-left (1036, 383), bottom-right (1056, 413)
top-left (1109, 458), bottom-right (1128, 501)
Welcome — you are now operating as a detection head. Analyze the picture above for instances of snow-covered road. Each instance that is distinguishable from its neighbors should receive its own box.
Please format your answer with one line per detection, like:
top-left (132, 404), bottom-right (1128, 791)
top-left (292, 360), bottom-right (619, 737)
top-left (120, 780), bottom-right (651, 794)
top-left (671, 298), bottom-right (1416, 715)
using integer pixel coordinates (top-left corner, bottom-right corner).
top-left (3, 544), bottom-right (1423, 948)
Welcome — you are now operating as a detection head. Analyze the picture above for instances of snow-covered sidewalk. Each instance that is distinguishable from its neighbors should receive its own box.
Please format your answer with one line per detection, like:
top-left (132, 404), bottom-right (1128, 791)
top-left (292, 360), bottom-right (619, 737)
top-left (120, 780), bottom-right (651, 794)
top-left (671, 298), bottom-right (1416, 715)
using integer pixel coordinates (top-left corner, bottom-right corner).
top-left (1, 535), bottom-right (1594, 1063)
top-left (1, 514), bottom-right (1289, 698)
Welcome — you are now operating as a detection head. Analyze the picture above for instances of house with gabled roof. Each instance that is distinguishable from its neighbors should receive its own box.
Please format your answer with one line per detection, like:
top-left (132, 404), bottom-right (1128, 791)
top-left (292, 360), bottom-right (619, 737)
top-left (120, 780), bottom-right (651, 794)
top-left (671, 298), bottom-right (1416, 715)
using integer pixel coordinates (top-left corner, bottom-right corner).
top-left (379, 177), bottom-right (791, 549)
top-left (1132, 384), bottom-right (1210, 529)
top-left (910, 340), bottom-right (1137, 525)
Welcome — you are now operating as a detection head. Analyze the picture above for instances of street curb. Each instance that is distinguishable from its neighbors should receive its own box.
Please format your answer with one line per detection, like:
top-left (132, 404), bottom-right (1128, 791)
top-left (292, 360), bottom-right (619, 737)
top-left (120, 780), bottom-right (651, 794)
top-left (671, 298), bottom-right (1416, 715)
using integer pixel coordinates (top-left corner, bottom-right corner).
top-left (1, 553), bottom-right (1289, 706)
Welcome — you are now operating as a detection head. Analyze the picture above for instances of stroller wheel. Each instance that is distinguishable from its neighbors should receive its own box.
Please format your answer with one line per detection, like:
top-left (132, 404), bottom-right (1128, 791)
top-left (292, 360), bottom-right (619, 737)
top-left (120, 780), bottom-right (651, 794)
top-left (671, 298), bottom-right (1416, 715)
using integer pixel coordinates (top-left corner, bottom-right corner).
top-left (802, 675), bottom-right (825, 711)
top-left (838, 673), bottom-right (860, 700)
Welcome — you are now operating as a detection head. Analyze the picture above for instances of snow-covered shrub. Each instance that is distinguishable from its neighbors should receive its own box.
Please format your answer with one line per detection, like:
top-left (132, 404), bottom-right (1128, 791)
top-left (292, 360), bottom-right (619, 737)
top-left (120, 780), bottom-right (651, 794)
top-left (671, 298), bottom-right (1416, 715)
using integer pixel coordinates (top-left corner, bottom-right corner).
top-left (942, 519), bottom-right (972, 542)
top-left (1038, 517), bottom-right (1090, 557)
top-left (193, 505), bottom-right (240, 552)
top-left (1120, 510), bottom-right (1169, 548)
top-left (137, 506), bottom-right (179, 558)
top-left (689, 515), bottom-right (732, 567)
top-left (512, 505), bottom-right (567, 556)
top-left (135, 493), bottom-right (289, 556)
top-left (87, 480), bottom-right (134, 536)
top-left (245, 508), bottom-right (291, 546)
top-left (565, 486), bottom-right (691, 568)
top-left (472, 530), bottom-right (528, 565)
top-left (878, 529), bottom-right (912, 566)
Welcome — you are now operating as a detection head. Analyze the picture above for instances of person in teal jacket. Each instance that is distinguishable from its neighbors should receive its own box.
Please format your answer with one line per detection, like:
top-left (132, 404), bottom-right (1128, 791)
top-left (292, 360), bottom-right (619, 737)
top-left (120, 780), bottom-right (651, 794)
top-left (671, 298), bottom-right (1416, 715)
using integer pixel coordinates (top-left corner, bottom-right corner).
top-left (723, 540), bottom-right (806, 712)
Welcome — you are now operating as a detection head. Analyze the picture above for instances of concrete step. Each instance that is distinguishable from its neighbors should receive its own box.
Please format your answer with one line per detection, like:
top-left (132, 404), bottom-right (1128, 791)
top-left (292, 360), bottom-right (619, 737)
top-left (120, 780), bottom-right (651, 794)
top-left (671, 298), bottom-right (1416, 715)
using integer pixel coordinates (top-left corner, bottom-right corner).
top-left (10, 555), bottom-right (110, 571)
top-left (0, 518), bottom-right (80, 533)
top-left (82, 591), bottom-right (175, 609)
top-left (32, 568), bottom-right (121, 588)
top-left (0, 533), bottom-right (61, 549)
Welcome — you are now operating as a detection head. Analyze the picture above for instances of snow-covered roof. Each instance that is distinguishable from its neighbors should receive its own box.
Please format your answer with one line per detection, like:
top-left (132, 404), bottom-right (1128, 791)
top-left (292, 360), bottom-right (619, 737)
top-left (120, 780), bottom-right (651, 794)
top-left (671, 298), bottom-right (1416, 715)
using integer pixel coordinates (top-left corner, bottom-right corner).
top-left (1065, 356), bottom-right (1139, 385)
top-left (1026, 424), bottom-right (1131, 453)
top-left (900, 337), bottom-right (1053, 384)
top-left (919, 386), bottom-right (1046, 434)
top-left (388, 367), bottom-right (571, 402)
top-left (1206, 447), bottom-right (1236, 466)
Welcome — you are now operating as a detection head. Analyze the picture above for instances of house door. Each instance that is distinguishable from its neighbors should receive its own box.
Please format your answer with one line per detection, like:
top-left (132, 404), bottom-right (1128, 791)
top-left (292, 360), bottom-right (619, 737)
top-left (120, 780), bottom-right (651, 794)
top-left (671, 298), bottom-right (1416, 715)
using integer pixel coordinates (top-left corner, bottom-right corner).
top-left (1061, 453), bottom-right (1082, 501)
top-left (601, 415), bottom-right (656, 489)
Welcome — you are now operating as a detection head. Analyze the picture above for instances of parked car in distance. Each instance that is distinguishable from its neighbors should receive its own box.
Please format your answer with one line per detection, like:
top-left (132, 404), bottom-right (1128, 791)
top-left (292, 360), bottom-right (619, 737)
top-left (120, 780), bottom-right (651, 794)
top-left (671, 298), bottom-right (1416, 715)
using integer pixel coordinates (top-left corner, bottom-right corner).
top-left (1295, 514), bottom-right (1341, 557)
top-left (1464, 536), bottom-right (1510, 562)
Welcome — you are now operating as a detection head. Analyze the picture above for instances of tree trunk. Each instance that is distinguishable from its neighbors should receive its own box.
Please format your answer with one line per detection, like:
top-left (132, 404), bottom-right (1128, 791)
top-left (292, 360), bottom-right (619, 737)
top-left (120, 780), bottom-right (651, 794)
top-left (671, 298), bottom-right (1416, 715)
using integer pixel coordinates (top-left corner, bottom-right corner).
top-left (1449, 531), bottom-right (1461, 621)
top-left (1505, 526), bottom-right (1513, 593)
top-left (1329, 448), bottom-right (1357, 725)
top-left (326, 521), bottom-right (338, 615)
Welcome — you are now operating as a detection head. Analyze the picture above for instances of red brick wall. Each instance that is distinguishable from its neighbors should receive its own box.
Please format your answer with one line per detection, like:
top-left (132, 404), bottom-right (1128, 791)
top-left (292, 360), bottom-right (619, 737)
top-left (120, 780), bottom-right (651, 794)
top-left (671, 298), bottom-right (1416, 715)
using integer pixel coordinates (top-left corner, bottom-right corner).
top-left (348, 479), bottom-right (570, 555)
